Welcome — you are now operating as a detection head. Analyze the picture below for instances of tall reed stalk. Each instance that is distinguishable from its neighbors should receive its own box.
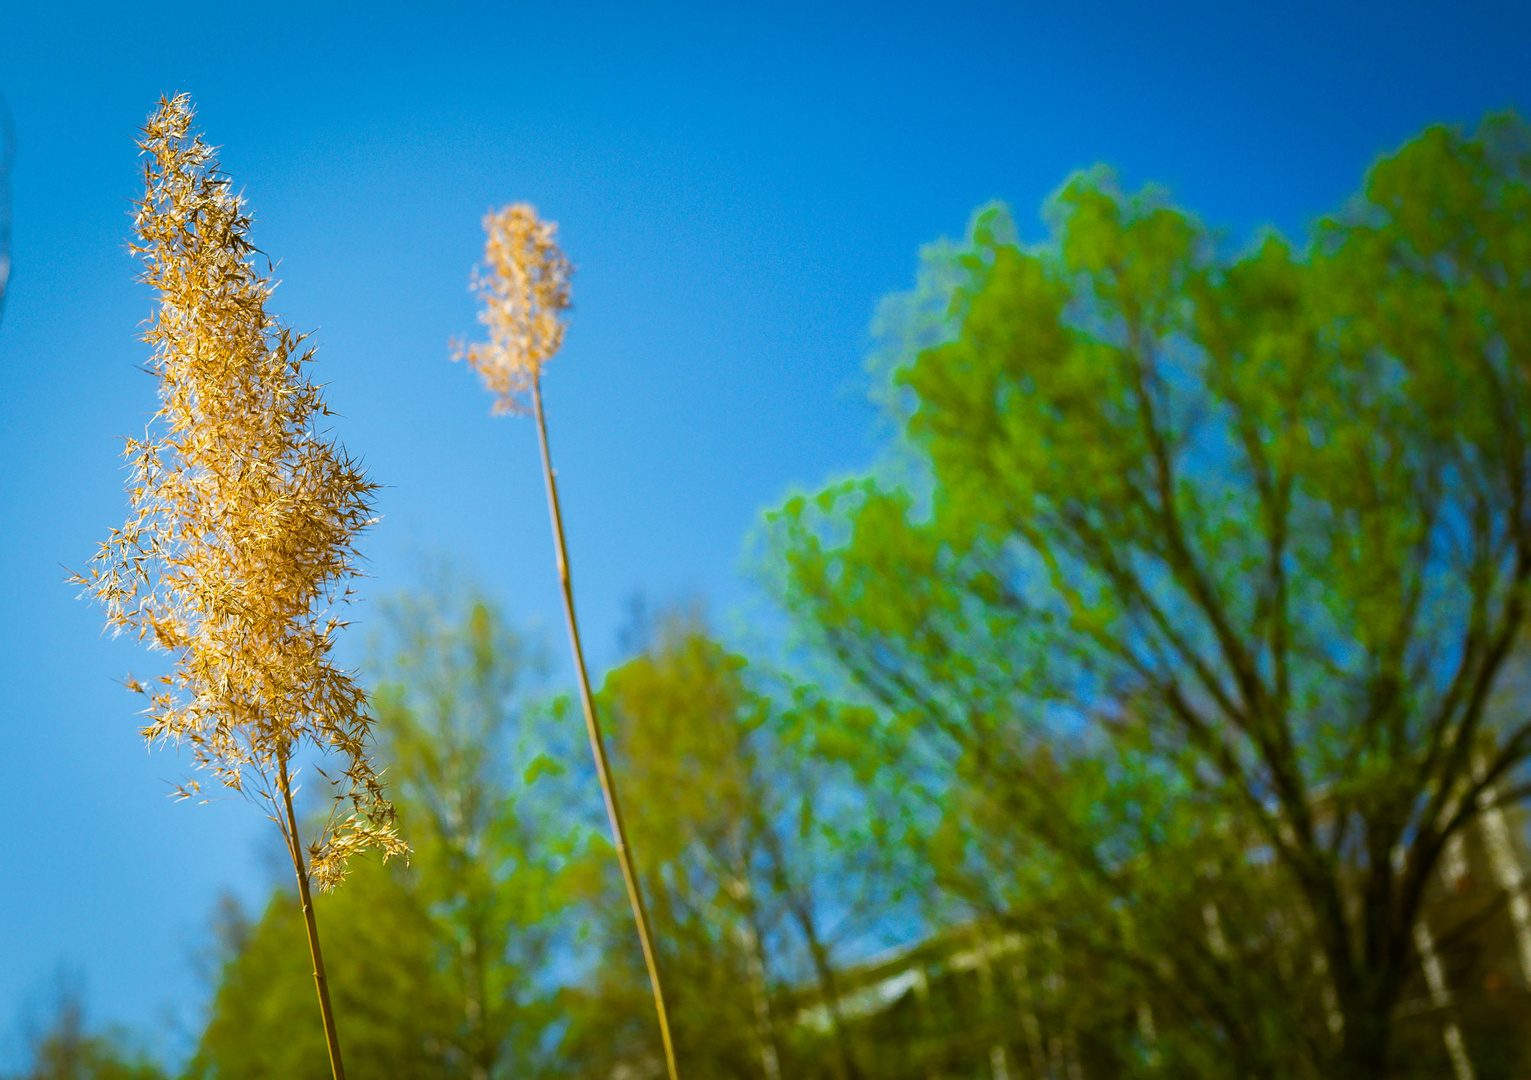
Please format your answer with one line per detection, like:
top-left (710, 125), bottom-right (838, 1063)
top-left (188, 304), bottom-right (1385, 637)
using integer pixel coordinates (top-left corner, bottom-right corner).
top-left (77, 95), bottom-right (406, 1080)
top-left (454, 204), bottom-right (681, 1080)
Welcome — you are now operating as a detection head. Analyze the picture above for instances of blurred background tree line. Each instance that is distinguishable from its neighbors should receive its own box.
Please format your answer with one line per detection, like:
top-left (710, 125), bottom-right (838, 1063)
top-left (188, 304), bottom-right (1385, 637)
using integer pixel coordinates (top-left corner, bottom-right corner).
top-left (12, 113), bottom-right (1531, 1079)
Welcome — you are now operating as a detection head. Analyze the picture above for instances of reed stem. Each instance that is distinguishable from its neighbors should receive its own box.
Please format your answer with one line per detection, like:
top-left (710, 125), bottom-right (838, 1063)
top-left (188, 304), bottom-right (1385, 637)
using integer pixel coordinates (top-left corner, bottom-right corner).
top-left (278, 754), bottom-right (347, 1080)
top-left (531, 376), bottom-right (681, 1080)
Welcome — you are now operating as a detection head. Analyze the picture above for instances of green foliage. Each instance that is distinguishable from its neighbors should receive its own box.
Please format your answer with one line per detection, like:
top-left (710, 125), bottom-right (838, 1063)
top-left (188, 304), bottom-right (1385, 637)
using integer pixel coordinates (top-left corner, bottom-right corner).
top-left (557, 616), bottom-right (916, 1080)
top-left (559, 622), bottom-right (789, 1078)
top-left (770, 113), bottom-right (1531, 1078)
top-left (369, 583), bottom-right (584, 1078)
top-left (8, 993), bottom-right (166, 1080)
top-left (188, 861), bottom-right (454, 1080)
top-left (191, 580), bottom-right (587, 1080)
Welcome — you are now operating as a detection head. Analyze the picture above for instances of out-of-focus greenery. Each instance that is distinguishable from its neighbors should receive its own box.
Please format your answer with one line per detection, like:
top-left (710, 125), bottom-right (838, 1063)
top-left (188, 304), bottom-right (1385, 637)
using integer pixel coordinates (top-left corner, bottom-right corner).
top-left (560, 617), bottom-right (907, 1080)
top-left (184, 592), bottom-right (924, 1080)
top-left (188, 582), bottom-right (594, 1080)
top-left (768, 112), bottom-right (1531, 1078)
top-left (5, 991), bottom-right (166, 1080)
top-left (187, 861), bottom-right (453, 1079)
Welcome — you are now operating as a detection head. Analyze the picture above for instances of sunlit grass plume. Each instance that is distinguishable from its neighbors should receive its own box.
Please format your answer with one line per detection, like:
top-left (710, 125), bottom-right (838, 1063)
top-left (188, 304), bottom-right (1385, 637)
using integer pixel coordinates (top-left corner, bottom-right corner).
top-left (456, 203), bottom-right (682, 1080)
top-left (76, 93), bottom-right (405, 1080)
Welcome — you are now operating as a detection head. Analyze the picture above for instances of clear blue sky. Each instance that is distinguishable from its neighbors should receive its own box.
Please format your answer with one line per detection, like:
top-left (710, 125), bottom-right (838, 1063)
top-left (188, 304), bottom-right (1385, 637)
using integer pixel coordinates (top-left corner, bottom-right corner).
top-left (1, 0), bottom-right (1526, 1066)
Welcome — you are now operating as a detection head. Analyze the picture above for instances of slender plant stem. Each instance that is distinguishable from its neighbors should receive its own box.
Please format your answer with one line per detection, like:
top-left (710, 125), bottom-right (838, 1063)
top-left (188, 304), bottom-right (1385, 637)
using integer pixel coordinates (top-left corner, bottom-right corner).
top-left (278, 753), bottom-right (347, 1080)
top-left (531, 376), bottom-right (681, 1080)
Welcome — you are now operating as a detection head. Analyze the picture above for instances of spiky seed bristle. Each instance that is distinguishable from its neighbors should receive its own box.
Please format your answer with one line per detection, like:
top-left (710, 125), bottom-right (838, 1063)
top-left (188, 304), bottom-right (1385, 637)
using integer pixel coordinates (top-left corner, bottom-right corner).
top-left (79, 94), bottom-right (407, 888)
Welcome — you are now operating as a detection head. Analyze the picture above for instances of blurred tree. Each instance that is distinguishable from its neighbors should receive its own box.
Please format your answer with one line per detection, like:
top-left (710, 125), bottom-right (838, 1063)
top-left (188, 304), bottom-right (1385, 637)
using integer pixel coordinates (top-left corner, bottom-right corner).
top-left (562, 619), bottom-right (898, 1080)
top-left (368, 582), bottom-right (575, 1080)
top-left (188, 860), bottom-right (454, 1080)
top-left (8, 985), bottom-right (165, 1080)
top-left (191, 579), bottom-right (584, 1079)
top-left (770, 113), bottom-right (1531, 1079)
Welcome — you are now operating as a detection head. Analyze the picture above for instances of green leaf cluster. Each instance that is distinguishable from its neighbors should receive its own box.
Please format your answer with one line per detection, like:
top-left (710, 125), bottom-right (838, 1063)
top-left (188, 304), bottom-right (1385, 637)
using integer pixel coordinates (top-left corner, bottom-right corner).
top-left (190, 581), bottom-right (590, 1080)
top-left (769, 112), bottom-right (1531, 1079)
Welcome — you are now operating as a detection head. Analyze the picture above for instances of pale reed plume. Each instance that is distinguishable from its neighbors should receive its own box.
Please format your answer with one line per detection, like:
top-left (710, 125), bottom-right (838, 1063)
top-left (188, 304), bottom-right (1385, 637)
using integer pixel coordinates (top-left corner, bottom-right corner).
top-left (455, 204), bottom-right (682, 1080)
top-left (453, 204), bottom-right (572, 414)
top-left (76, 94), bottom-right (405, 1080)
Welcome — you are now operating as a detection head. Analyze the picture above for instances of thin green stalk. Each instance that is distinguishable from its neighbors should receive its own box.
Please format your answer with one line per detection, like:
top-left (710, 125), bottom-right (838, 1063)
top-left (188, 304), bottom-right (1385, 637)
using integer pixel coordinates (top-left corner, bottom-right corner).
top-left (278, 754), bottom-right (347, 1080)
top-left (532, 376), bottom-right (681, 1080)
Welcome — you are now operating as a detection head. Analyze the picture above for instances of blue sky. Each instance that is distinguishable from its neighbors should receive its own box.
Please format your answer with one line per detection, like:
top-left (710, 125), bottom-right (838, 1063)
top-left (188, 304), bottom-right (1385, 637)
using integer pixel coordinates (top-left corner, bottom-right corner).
top-left (1, 0), bottom-right (1527, 1065)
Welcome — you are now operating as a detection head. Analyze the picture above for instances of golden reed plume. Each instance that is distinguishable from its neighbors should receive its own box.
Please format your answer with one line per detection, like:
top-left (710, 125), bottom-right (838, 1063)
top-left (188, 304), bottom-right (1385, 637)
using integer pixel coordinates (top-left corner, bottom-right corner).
top-left (456, 204), bottom-right (681, 1080)
top-left (453, 203), bottom-right (572, 414)
top-left (78, 94), bottom-right (405, 1080)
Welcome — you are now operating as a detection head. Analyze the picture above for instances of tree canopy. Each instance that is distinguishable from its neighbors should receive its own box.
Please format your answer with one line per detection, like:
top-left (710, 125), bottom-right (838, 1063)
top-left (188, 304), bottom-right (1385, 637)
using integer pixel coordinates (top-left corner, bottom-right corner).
top-left (770, 112), bottom-right (1531, 1079)
top-left (190, 583), bottom-right (586, 1080)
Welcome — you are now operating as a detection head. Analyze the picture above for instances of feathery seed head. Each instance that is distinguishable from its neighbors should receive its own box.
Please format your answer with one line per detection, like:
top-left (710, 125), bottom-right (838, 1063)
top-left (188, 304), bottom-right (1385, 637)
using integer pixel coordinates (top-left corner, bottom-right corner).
top-left (77, 94), bottom-right (406, 889)
top-left (453, 203), bottom-right (572, 414)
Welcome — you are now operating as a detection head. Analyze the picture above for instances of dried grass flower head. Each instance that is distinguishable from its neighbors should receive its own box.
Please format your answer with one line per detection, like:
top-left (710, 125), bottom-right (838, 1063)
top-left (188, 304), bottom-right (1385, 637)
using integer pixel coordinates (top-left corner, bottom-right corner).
top-left (453, 203), bottom-right (572, 414)
top-left (76, 93), bottom-right (405, 889)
